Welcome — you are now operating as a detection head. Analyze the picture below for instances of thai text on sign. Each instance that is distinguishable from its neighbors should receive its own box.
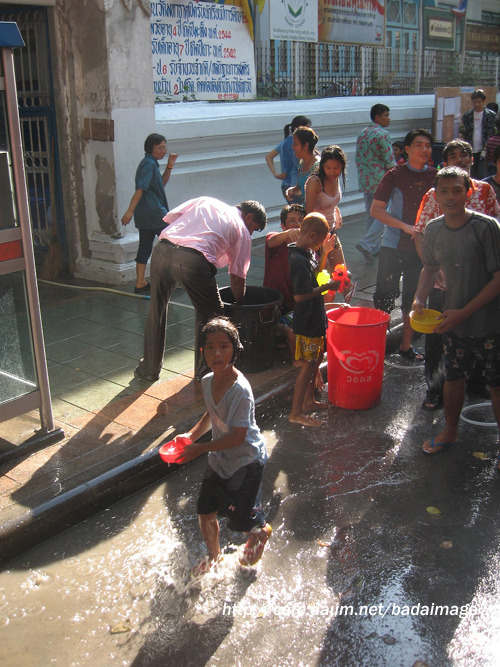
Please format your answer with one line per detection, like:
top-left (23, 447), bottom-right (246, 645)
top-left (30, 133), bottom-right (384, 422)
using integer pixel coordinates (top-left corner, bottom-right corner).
top-left (318, 0), bottom-right (385, 47)
top-left (151, 0), bottom-right (256, 102)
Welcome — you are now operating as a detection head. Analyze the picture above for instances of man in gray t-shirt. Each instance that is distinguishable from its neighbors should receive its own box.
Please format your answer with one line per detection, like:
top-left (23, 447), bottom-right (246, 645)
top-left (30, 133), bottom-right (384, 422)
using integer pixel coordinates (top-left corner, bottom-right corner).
top-left (412, 166), bottom-right (500, 461)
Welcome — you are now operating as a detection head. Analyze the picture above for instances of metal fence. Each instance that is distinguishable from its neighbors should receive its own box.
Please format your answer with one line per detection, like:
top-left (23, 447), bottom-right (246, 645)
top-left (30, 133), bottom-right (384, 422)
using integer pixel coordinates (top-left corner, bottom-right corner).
top-left (255, 41), bottom-right (500, 99)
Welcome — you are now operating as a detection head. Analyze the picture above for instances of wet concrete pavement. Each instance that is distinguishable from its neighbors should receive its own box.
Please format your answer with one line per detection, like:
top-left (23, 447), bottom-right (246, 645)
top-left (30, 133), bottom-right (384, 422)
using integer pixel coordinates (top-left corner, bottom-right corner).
top-left (0, 218), bottom-right (394, 566)
top-left (1, 360), bottom-right (499, 666)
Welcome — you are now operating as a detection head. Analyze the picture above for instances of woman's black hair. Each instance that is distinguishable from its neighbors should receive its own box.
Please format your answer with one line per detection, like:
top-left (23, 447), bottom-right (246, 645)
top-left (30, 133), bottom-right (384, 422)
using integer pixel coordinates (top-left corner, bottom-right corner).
top-left (315, 145), bottom-right (347, 190)
top-left (144, 133), bottom-right (166, 154)
top-left (200, 316), bottom-right (244, 364)
top-left (284, 115), bottom-right (311, 139)
top-left (392, 141), bottom-right (407, 161)
top-left (292, 126), bottom-right (318, 154)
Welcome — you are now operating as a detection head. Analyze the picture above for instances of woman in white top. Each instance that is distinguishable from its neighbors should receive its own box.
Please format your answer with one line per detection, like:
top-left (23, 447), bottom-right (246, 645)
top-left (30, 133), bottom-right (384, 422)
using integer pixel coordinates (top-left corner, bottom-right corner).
top-left (305, 145), bottom-right (346, 268)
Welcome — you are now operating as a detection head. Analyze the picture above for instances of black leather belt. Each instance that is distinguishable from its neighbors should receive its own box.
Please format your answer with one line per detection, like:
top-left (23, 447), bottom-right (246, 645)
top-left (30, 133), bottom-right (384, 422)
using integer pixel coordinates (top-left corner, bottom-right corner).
top-left (161, 238), bottom-right (203, 257)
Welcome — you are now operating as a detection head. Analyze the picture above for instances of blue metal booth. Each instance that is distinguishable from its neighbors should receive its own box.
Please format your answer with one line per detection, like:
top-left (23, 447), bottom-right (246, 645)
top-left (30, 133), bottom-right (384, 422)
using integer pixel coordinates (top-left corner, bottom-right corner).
top-left (0, 21), bottom-right (63, 459)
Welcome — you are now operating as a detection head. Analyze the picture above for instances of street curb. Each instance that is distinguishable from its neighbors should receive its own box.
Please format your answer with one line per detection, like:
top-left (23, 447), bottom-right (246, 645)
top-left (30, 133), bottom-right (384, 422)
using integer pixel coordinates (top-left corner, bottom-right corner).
top-left (0, 366), bottom-right (299, 569)
top-left (0, 320), bottom-right (407, 568)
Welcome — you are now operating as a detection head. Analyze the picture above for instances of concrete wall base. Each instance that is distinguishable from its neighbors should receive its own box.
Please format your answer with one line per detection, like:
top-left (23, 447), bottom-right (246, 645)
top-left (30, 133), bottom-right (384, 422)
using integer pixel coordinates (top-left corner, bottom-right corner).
top-left (74, 95), bottom-right (434, 284)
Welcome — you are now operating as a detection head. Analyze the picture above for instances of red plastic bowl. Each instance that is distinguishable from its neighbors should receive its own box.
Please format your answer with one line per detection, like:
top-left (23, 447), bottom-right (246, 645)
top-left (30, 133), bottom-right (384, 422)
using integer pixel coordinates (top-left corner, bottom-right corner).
top-left (159, 436), bottom-right (192, 464)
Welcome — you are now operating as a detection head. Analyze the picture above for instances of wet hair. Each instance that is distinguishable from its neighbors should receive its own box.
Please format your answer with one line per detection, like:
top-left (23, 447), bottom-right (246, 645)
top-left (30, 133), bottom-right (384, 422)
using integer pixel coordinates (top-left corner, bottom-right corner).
top-left (404, 128), bottom-right (434, 149)
top-left (292, 126), bottom-right (319, 154)
top-left (493, 144), bottom-right (500, 165)
top-left (370, 103), bottom-right (390, 121)
top-left (471, 89), bottom-right (486, 101)
top-left (315, 145), bottom-right (347, 190)
top-left (280, 203), bottom-right (305, 227)
top-left (144, 133), bottom-right (166, 154)
top-left (284, 115), bottom-right (311, 139)
top-left (434, 166), bottom-right (471, 192)
top-left (442, 139), bottom-right (472, 162)
top-left (200, 316), bottom-right (243, 364)
top-left (236, 200), bottom-right (267, 231)
top-left (300, 212), bottom-right (329, 238)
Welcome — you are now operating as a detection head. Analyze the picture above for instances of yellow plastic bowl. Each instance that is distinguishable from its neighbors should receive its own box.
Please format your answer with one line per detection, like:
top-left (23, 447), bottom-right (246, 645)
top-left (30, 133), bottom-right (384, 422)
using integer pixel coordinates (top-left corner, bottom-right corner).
top-left (409, 308), bottom-right (444, 334)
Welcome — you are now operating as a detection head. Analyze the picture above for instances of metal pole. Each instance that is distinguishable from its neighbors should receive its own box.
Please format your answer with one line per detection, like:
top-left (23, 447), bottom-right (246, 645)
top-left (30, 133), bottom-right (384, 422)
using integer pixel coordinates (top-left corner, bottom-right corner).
top-left (361, 46), bottom-right (365, 96)
top-left (416, 0), bottom-right (423, 94)
top-left (2, 46), bottom-right (56, 433)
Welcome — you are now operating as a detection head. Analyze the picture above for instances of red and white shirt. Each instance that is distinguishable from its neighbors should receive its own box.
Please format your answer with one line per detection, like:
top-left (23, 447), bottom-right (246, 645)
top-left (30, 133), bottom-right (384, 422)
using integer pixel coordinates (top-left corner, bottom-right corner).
top-left (415, 179), bottom-right (500, 233)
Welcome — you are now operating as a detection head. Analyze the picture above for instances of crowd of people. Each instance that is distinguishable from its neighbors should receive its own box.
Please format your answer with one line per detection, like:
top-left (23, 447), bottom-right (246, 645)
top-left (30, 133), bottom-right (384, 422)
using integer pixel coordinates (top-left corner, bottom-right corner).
top-left (121, 89), bottom-right (500, 576)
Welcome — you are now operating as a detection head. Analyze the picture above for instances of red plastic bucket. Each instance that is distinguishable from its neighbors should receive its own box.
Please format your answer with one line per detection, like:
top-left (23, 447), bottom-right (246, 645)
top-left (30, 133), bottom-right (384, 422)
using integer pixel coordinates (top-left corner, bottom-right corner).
top-left (327, 307), bottom-right (390, 409)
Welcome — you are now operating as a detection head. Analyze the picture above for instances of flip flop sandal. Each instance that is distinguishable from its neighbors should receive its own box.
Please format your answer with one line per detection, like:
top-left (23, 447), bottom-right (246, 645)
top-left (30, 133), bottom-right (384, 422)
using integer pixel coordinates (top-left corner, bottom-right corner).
top-left (398, 347), bottom-right (424, 362)
top-left (239, 524), bottom-right (272, 567)
top-left (423, 437), bottom-right (457, 455)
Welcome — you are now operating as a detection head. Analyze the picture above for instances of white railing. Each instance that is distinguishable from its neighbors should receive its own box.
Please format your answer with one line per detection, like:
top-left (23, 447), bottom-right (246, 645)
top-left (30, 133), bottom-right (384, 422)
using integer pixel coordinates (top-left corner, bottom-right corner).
top-left (255, 41), bottom-right (500, 99)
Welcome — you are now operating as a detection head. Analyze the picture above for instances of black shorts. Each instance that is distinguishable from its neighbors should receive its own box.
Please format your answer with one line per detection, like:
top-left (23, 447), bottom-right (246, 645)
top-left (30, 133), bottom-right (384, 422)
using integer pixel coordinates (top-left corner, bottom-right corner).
top-left (373, 246), bottom-right (422, 315)
top-left (196, 460), bottom-right (266, 532)
top-left (443, 332), bottom-right (500, 386)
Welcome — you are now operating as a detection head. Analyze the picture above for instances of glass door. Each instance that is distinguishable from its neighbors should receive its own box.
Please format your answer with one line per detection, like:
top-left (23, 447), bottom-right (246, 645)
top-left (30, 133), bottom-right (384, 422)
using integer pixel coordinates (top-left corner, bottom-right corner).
top-left (0, 25), bottom-right (63, 451)
top-left (0, 69), bottom-right (38, 408)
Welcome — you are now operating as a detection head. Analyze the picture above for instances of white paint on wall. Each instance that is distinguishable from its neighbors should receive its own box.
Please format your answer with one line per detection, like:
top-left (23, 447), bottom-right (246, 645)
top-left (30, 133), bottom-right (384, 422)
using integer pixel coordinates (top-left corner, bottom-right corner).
top-left (77, 94), bottom-right (435, 283)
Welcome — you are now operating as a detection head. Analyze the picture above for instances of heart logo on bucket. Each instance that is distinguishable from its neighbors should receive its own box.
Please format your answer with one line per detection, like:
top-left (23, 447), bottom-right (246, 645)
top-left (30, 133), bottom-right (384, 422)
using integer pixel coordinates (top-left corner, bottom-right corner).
top-left (338, 350), bottom-right (379, 374)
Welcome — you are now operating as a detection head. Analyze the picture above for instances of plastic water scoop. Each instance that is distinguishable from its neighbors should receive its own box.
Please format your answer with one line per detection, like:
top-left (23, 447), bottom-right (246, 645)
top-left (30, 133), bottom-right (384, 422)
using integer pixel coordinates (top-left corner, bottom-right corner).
top-left (317, 264), bottom-right (355, 302)
top-left (159, 436), bottom-right (192, 464)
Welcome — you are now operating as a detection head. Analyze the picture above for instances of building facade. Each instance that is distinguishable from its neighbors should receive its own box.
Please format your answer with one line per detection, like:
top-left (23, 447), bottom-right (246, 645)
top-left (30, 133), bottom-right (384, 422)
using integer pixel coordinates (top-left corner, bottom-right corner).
top-left (0, 0), bottom-right (498, 284)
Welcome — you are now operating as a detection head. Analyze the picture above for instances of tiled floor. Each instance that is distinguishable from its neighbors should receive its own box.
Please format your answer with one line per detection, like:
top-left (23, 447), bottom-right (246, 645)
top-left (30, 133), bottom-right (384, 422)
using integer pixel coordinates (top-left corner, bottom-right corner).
top-left (35, 219), bottom-right (375, 423)
top-left (0, 217), bottom-right (390, 560)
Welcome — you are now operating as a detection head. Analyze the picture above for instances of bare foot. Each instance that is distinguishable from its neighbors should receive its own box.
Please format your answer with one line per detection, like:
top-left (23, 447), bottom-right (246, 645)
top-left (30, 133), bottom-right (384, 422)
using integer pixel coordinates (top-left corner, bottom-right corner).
top-left (289, 412), bottom-right (323, 426)
top-left (315, 369), bottom-right (325, 391)
top-left (303, 400), bottom-right (329, 412)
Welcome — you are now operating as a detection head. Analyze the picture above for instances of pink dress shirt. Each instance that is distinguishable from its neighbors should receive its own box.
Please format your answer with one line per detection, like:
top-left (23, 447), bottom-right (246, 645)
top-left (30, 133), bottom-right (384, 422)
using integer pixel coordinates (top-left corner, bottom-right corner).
top-left (161, 196), bottom-right (252, 279)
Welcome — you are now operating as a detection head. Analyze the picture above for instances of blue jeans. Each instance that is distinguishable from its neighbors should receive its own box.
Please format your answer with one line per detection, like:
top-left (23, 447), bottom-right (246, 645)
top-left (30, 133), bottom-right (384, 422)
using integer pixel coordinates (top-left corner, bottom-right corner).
top-left (358, 192), bottom-right (384, 255)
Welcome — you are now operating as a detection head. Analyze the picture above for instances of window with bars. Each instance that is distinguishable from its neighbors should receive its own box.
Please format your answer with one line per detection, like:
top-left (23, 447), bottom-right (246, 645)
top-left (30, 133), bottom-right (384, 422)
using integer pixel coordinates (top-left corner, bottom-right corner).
top-left (387, 0), bottom-right (401, 24)
top-left (403, 1), bottom-right (417, 26)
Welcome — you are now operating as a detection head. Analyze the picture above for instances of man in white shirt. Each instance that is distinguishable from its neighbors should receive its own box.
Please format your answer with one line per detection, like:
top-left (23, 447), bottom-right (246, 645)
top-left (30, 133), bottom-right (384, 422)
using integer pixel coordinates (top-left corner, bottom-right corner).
top-left (462, 89), bottom-right (496, 179)
top-left (135, 196), bottom-right (267, 381)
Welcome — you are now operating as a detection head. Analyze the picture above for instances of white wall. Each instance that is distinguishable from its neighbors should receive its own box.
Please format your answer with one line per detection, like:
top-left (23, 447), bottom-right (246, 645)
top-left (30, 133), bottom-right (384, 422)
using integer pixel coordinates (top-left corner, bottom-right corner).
top-left (78, 94), bottom-right (435, 282)
top-left (155, 94), bottom-right (435, 241)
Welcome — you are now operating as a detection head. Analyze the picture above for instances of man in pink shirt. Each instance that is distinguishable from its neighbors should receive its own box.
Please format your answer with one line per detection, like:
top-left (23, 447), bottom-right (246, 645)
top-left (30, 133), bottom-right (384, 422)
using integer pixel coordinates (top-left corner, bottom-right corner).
top-left (414, 139), bottom-right (500, 409)
top-left (135, 196), bottom-right (267, 381)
